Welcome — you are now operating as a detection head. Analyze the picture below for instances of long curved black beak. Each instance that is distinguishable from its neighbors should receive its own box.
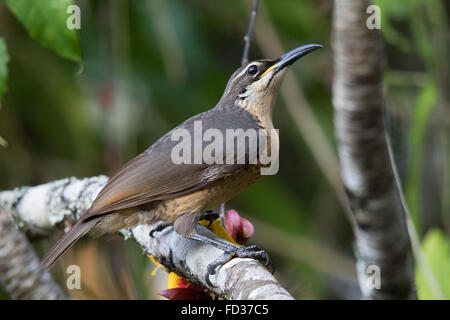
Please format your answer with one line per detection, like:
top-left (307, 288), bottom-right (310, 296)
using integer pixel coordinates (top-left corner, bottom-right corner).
top-left (277, 44), bottom-right (323, 70)
top-left (260, 44), bottom-right (323, 78)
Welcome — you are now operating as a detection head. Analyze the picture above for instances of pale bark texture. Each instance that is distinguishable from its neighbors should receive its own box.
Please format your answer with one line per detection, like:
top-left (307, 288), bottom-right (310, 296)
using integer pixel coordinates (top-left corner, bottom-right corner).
top-left (0, 176), bottom-right (293, 300)
top-left (0, 208), bottom-right (69, 299)
top-left (332, 0), bottom-right (416, 299)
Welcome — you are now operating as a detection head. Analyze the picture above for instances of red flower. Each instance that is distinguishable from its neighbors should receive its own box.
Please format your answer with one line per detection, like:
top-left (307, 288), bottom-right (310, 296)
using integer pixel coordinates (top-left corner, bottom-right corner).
top-left (159, 287), bottom-right (211, 300)
top-left (159, 272), bottom-right (212, 300)
top-left (157, 209), bottom-right (255, 300)
top-left (224, 209), bottom-right (254, 244)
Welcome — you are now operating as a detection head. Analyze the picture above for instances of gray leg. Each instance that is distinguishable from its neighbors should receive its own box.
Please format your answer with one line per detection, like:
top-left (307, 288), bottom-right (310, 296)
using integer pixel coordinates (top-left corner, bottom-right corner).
top-left (189, 233), bottom-right (274, 287)
top-left (149, 222), bottom-right (173, 238)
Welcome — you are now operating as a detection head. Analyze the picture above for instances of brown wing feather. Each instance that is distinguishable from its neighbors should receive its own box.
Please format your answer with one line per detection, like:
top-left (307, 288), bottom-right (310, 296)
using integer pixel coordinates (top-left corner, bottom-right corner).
top-left (83, 106), bottom-right (260, 219)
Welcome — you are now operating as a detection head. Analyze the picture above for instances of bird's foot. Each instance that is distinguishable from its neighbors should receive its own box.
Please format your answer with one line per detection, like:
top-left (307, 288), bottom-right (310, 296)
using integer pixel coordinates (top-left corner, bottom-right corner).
top-left (149, 222), bottom-right (173, 238)
top-left (205, 245), bottom-right (274, 287)
top-left (151, 211), bottom-right (220, 238)
top-left (189, 234), bottom-right (274, 287)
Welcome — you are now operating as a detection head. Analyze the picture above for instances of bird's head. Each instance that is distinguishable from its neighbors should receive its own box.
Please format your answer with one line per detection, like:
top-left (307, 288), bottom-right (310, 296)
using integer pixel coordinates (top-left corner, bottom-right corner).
top-left (220, 44), bottom-right (322, 120)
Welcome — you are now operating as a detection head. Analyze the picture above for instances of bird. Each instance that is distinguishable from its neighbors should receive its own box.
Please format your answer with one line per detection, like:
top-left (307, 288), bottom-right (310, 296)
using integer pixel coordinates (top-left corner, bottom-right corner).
top-left (42, 44), bottom-right (322, 270)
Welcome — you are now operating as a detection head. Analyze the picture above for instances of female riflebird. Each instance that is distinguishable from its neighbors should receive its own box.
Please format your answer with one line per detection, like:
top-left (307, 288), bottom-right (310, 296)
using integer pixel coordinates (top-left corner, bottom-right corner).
top-left (42, 44), bottom-right (322, 269)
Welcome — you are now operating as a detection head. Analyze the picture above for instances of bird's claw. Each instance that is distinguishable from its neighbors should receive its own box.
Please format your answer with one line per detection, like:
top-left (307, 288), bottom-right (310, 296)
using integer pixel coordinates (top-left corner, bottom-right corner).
top-left (149, 222), bottom-right (172, 238)
top-left (205, 245), bottom-right (274, 287)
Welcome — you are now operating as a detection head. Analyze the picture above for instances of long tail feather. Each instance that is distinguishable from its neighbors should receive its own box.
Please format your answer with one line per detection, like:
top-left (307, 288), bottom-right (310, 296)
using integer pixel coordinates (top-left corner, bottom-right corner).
top-left (41, 218), bottom-right (99, 269)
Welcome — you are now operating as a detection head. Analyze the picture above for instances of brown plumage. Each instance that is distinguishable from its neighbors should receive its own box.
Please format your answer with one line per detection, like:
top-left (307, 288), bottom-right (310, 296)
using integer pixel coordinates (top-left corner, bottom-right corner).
top-left (42, 44), bottom-right (322, 268)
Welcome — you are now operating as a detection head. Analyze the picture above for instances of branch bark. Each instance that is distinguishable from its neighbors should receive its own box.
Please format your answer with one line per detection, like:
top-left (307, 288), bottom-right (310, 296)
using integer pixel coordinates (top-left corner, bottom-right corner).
top-left (0, 208), bottom-right (69, 299)
top-left (0, 176), bottom-right (293, 300)
top-left (332, 0), bottom-right (416, 299)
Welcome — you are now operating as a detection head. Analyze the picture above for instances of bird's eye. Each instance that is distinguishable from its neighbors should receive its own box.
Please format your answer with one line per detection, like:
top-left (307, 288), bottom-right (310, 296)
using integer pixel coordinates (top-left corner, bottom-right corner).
top-left (246, 65), bottom-right (258, 76)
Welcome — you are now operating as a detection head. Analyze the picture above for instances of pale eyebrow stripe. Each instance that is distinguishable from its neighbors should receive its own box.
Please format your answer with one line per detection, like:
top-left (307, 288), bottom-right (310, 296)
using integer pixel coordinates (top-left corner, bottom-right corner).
top-left (228, 62), bottom-right (262, 90)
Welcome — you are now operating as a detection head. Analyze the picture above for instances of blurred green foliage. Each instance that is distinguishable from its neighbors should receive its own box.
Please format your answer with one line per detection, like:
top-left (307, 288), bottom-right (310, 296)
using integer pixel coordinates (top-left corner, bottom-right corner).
top-left (0, 38), bottom-right (8, 104)
top-left (416, 229), bottom-right (450, 299)
top-left (4, 0), bottom-right (81, 61)
top-left (0, 37), bottom-right (8, 146)
top-left (406, 81), bottom-right (437, 232)
top-left (379, 0), bottom-right (449, 299)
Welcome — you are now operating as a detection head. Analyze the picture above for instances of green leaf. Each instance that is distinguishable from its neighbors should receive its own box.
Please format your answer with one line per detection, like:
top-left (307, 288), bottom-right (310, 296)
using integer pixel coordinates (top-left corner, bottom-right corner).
top-left (0, 136), bottom-right (7, 148)
top-left (374, 0), bottom-right (419, 51)
top-left (4, 0), bottom-right (81, 62)
top-left (0, 38), bottom-right (9, 147)
top-left (405, 81), bottom-right (437, 232)
top-left (0, 38), bottom-right (9, 106)
top-left (416, 229), bottom-right (450, 299)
